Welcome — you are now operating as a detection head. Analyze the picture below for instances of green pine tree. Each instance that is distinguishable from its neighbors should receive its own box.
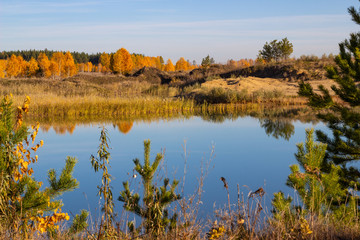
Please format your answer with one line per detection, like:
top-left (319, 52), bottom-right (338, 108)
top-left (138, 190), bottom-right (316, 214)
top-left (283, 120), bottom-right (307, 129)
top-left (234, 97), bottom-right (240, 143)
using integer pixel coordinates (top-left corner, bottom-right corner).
top-left (298, 2), bottom-right (360, 190)
top-left (272, 129), bottom-right (357, 236)
top-left (0, 95), bottom-right (79, 238)
top-left (201, 55), bottom-right (215, 68)
top-left (118, 140), bottom-right (181, 236)
top-left (258, 38), bottom-right (293, 62)
top-left (286, 129), bottom-right (346, 215)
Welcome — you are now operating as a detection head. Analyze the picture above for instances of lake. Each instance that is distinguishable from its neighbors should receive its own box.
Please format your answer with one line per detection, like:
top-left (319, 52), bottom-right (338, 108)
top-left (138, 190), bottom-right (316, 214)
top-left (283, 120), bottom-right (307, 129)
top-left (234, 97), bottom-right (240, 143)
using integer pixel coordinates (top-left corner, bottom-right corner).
top-left (31, 114), bottom-right (326, 219)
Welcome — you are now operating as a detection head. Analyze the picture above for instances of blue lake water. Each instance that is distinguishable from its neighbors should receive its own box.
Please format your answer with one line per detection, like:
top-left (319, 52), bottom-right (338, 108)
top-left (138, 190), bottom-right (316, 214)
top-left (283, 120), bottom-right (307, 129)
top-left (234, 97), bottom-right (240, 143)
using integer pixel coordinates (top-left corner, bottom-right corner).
top-left (32, 116), bottom-right (326, 219)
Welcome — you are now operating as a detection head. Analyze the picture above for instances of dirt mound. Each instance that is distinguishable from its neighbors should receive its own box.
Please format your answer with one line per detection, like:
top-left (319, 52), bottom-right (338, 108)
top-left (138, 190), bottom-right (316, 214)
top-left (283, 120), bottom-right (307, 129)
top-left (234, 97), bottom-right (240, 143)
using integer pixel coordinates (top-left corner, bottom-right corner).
top-left (219, 65), bottom-right (312, 82)
top-left (65, 72), bottom-right (126, 85)
top-left (132, 67), bottom-right (164, 84)
top-left (132, 67), bottom-right (191, 84)
top-left (132, 66), bottom-right (162, 77)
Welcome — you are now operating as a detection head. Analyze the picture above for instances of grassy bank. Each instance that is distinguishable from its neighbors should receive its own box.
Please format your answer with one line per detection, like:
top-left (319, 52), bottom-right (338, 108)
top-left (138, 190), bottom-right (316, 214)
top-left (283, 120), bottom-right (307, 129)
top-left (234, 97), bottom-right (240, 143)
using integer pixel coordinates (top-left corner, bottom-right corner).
top-left (1, 95), bottom-right (359, 240)
top-left (0, 71), bottom-right (309, 110)
top-left (0, 74), bottom-right (311, 124)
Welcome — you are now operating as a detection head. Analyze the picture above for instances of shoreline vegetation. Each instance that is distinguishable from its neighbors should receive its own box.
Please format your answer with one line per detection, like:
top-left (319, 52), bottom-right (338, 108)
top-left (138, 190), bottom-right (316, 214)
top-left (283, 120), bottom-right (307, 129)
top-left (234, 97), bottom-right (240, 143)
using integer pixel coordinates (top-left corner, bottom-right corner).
top-left (0, 54), bottom-right (336, 124)
top-left (0, 52), bottom-right (353, 240)
top-left (1, 95), bottom-right (360, 240)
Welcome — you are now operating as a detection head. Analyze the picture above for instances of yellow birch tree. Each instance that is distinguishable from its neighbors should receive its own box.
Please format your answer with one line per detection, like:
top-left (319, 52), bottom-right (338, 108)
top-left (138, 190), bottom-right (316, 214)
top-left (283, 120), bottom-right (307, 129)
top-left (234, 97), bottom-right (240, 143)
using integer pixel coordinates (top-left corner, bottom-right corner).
top-left (62, 51), bottom-right (77, 77)
top-left (37, 53), bottom-right (51, 78)
top-left (27, 57), bottom-right (39, 77)
top-left (86, 62), bottom-right (93, 72)
top-left (49, 61), bottom-right (60, 79)
top-left (100, 52), bottom-right (111, 72)
top-left (164, 59), bottom-right (175, 72)
top-left (17, 56), bottom-right (28, 77)
top-left (0, 60), bottom-right (6, 78)
top-left (175, 57), bottom-right (188, 71)
top-left (51, 52), bottom-right (64, 77)
top-left (111, 48), bottom-right (133, 74)
top-left (5, 54), bottom-right (20, 78)
top-left (119, 48), bottom-right (133, 74)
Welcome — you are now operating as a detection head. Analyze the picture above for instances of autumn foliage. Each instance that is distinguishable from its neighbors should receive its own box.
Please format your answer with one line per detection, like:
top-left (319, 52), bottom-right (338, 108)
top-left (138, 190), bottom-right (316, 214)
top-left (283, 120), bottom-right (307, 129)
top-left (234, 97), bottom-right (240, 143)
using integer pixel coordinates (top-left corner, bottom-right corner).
top-left (0, 47), bottom-right (199, 79)
top-left (0, 51), bottom-right (77, 79)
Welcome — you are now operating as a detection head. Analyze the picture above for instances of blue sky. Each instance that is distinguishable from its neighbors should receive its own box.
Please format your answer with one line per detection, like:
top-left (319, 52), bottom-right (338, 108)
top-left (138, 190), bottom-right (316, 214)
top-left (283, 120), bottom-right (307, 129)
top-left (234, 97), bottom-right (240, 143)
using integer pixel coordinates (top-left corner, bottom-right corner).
top-left (1, 0), bottom-right (359, 63)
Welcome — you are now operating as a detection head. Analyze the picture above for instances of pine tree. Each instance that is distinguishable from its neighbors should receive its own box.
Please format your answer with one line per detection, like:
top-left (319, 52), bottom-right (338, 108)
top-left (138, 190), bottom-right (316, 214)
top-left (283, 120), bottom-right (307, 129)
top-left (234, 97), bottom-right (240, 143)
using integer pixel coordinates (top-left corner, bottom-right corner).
top-left (271, 129), bottom-right (357, 236)
top-left (286, 129), bottom-right (346, 215)
top-left (0, 95), bottom-right (79, 237)
top-left (118, 140), bottom-right (181, 236)
top-left (278, 37), bottom-right (293, 60)
top-left (298, 2), bottom-right (360, 190)
top-left (201, 55), bottom-right (215, 69)
top-left (258, 38), bottom-right (293, 62)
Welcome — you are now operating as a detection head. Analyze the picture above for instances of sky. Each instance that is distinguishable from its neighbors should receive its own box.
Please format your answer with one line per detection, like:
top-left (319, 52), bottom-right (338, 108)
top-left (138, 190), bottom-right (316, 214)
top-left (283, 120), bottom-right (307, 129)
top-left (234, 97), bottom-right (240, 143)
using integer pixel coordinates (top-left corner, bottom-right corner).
top-left (1, 0), bottom-right (359, 63)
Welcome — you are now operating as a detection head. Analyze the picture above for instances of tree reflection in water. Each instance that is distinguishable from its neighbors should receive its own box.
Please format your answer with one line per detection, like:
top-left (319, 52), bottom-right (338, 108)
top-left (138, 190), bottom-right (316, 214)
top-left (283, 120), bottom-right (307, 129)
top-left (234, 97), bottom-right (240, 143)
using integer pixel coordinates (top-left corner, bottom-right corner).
top-left (115, 121), bottom-right (133, 134)
top-left (260, 118), bottom-right (295, 141)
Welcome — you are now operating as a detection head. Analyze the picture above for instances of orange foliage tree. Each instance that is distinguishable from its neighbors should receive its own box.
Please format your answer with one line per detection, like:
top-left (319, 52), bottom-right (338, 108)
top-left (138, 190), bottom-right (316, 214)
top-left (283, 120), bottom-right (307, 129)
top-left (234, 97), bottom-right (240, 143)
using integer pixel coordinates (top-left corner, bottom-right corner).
top-left (0, 59), bottom-right (6, 78)
top-left (227, 59), bottom-right (237, 68)
top-left (238, 59), bottom-right (251, 68)
top-left (100, 52), bottom-right (111, 72)
top-left (27, 57), bottom-right (39, 77)
top-left (62, 51), bottom-right (77, 77)
top-left (164, 59), bottom-right (175, 72)
top-left (175, 57), bottom-right (188, 71)
top-left (86, 62), bottom-right (93, 72)
top-left (110, 48), bottom-right (133, 74)
top-left (5, 55), bottom-right (20, 78)
top-left (17, 56), bottom-right (28, 77)
top-left (133, 54), bottom-right (146, 70)
top-left (143, 56), bottom-right (152, 68)
top-left (51, 52), bottom-right (64, 77)
top-left (49, 61), bottom-right (60, 79)
top-left (37, 53), bottom-right (51, 78)
top-left (77, 63), bottom-right (85, 72)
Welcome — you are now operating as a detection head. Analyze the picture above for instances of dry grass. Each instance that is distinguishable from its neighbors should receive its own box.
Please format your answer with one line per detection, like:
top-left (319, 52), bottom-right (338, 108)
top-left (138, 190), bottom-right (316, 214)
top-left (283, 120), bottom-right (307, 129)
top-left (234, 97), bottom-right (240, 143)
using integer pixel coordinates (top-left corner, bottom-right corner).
top-left (200, 76), bottom-right (336, 97)
top-left (0, 71), bottom-right (324, 116)
top-left (2, 187), bottom-right (359, 240)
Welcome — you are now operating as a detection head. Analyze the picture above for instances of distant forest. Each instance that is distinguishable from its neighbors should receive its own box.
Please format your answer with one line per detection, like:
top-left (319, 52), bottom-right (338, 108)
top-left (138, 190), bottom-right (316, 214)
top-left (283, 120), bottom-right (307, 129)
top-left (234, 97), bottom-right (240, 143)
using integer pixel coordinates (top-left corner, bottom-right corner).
top-left (0, 49), bottom-right (103, 65)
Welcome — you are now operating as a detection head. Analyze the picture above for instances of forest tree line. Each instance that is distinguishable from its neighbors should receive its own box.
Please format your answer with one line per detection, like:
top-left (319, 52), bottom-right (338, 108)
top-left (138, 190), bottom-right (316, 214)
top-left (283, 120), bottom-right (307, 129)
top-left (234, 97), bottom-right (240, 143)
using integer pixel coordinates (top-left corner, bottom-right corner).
top-left (0, 48), bottom-right (255, 79)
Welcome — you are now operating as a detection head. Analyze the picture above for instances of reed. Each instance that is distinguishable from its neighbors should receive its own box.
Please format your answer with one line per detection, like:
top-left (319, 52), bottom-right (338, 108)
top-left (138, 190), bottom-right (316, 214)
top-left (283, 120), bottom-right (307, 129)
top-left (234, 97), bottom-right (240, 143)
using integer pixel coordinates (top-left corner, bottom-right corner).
top-left (0, 75), bottom-right (309, 120)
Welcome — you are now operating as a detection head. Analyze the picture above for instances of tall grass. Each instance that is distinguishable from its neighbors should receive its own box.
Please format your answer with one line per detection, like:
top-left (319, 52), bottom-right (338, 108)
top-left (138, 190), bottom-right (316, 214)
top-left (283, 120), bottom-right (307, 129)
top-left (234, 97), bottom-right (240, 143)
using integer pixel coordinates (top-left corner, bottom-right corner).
top-left (0, 75), bottom-right (308, 118)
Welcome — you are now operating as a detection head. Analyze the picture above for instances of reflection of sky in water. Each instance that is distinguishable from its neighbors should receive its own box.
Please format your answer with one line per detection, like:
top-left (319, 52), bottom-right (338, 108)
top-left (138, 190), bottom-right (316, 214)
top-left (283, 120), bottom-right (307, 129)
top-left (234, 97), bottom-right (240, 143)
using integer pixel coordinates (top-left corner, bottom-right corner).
top-left (32, 116), bottom-right (327, 218)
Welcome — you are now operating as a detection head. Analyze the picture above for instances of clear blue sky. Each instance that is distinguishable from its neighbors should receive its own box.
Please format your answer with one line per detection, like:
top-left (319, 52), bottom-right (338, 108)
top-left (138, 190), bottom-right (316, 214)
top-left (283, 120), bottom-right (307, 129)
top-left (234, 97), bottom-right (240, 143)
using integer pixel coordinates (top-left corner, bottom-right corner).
top-left (1, 0), bottom-right (359, 63)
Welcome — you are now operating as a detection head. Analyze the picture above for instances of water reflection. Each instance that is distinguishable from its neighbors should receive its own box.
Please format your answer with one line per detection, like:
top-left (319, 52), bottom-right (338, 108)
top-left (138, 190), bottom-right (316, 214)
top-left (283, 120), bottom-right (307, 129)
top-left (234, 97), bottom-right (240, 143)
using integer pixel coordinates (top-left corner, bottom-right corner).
top-left (29, 107), bottom-right (328, 219)
top-left (114, 121), bottom-right (133, 134)
top-left (39, 122), bottom-right (135, 135)
top-left (41, 124), bottom-right (76, 135)
top-left (26, 106), bottom-right (319, 140)
top-left (260, 119), bottom-right (295, 141)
